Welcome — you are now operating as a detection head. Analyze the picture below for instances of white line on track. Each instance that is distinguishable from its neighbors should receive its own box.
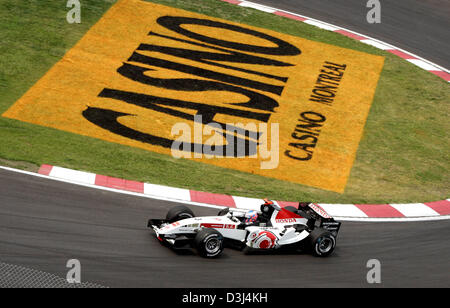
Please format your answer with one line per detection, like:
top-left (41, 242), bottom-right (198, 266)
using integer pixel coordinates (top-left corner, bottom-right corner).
top-left (1, 166), bottom-right (449, 223)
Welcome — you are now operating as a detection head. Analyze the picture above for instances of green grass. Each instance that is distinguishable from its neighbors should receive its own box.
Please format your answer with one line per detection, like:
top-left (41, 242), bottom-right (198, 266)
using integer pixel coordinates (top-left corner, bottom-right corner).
top-left (0, 0), bottom-right (448, 203)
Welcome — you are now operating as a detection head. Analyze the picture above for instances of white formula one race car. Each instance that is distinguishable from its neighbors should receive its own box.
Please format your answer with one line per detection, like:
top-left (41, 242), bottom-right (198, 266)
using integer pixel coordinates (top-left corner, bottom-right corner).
top-left (148, 200), bottom-right (341, 258)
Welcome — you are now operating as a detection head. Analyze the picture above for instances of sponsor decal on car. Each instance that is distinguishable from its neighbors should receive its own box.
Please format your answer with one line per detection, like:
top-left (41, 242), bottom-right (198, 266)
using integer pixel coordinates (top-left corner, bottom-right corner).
top-left (274, 208), bottom-right (303, 224)
top-left (251, 230), bottom-right (278, 249)
top-left (309, 203), bottom-right (332, 219)
top-left (162, 221), bottom-right (181, 230)
top-left (200, 223), bottom-right (236, 229)
top-left (275, 218), bottom-right (298, 224)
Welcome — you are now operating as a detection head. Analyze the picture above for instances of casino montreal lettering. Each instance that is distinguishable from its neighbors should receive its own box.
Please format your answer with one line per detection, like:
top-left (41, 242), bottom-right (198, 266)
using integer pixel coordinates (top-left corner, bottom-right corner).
top-left (82, 16), bottom-right (309, 158)
top-left (285, 111), bottom-right (326, 161)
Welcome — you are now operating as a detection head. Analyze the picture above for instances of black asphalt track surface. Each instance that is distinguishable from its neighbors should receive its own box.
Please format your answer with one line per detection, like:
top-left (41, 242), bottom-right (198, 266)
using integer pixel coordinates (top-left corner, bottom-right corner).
top-left (252, 0), bottom-right (450, 69)
top-left (1, 169), bottom-right (449, 287)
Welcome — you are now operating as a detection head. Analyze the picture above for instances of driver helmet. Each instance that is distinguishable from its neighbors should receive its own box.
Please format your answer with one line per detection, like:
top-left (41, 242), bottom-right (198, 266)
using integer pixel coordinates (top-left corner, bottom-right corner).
top-left (244, 210), bottom-right (258, 224)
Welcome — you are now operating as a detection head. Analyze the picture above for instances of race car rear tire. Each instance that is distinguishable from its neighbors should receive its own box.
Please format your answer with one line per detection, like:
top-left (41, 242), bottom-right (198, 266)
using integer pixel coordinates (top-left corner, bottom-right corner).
top-left (166, 205), bottom-right (195, 223)
top-left (309, 228), bottom-right (336, 257)
top-left (195, 229), bottom-right (224, 258)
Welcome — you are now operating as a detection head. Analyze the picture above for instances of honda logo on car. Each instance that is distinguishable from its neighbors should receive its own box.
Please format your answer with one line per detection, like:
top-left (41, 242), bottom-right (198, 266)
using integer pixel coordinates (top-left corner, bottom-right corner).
top-left (275, 218), bottom-right (298, 223)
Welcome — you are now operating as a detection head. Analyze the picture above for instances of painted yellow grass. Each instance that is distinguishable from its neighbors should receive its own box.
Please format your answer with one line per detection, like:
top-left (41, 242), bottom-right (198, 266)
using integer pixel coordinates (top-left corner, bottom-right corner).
top-left (2, 0), bottom-right (384, 192)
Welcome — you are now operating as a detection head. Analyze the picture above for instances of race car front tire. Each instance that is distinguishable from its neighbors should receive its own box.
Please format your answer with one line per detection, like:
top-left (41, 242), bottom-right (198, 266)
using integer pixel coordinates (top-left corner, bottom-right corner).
top-left (195, 229), bottom-right (224, 258)
top-left (309, 228), bottom-right (336, 257)
top-left (166, 205), bottom-right (195, 223)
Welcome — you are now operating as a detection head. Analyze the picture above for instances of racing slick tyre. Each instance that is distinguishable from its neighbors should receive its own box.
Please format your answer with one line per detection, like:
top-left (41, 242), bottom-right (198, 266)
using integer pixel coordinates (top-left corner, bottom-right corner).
top-left (195, 228), bottom-right (224, 258)
top-left (309, 228), bottom-right (336, 257)
top-left (166, 205), bottom-right (195, 223)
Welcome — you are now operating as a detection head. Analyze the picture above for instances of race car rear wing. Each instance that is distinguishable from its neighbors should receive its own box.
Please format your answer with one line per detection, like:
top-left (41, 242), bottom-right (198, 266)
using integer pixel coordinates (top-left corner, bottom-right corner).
top-left (298, 203), bottom-right (341, 237)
